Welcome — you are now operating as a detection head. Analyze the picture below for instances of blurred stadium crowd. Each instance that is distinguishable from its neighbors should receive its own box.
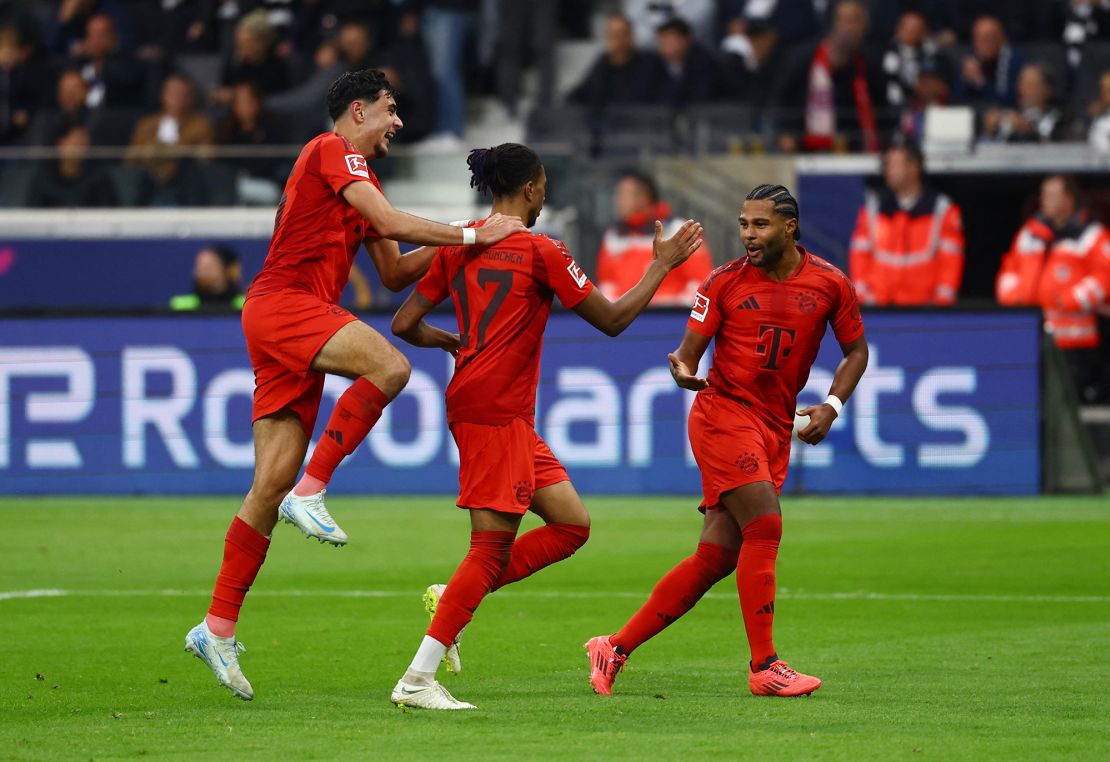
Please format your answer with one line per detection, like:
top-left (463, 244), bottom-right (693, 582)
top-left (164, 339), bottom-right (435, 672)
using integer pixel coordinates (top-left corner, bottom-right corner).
top-left (2, 2), bottom-right (1110, 199)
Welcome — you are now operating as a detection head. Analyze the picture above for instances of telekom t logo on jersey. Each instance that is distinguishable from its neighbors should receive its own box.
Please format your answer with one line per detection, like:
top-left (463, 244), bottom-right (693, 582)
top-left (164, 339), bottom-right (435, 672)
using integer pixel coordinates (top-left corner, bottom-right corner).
top-left (756, 324), bottom-right (796, 370)
top-left (344, 154), bottom-right (369, 179)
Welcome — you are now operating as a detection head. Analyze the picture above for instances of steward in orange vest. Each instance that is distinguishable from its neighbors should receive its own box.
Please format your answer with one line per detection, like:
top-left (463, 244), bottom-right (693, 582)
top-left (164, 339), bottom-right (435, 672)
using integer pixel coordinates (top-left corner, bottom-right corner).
top-left (849, 143), bottom-right (965, 305)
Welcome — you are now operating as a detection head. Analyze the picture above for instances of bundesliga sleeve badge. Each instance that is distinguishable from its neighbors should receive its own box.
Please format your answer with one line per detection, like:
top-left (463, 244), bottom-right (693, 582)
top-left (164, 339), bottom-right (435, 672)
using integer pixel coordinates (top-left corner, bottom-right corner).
top-left (691, 291), bottom-right (711, 322)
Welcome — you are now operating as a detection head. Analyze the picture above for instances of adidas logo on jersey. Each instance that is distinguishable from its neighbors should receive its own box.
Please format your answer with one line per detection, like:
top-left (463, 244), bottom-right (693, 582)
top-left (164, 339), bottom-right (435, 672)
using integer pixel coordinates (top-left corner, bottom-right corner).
top-left (738, 296), bottom-right (761, 310)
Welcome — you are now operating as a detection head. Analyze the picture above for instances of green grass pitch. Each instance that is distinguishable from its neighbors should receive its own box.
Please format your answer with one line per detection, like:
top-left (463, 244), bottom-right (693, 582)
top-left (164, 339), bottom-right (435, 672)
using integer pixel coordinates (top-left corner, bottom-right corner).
top-left (2, 496), bottom-right (1108, 760)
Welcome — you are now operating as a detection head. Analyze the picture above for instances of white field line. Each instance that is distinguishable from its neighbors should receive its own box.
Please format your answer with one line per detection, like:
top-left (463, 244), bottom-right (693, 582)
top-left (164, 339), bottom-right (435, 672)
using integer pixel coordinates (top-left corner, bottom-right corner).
top-left (2, 588), bottom-right (1109, 604)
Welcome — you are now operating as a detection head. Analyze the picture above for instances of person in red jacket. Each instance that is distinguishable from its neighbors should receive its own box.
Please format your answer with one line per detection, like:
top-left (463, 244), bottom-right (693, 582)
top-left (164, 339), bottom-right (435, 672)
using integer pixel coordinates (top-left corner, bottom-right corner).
top-left (997, 175), bottom-right (1110, 402)
top-left (596, 171), bottom-right (714, 307)
top-left (848, 142), bottom-right (965, 305)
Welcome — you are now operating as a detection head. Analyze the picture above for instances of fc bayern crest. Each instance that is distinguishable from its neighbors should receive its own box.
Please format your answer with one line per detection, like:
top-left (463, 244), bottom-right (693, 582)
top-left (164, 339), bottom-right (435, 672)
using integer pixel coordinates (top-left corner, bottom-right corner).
top-left (797, 291), bottom-right (818, 314)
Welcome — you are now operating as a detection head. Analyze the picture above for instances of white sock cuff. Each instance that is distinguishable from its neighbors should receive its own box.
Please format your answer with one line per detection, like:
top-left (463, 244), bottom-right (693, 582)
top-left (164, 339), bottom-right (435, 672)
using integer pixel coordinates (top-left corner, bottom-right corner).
top-left (410, 634), bottom-right (448, 674)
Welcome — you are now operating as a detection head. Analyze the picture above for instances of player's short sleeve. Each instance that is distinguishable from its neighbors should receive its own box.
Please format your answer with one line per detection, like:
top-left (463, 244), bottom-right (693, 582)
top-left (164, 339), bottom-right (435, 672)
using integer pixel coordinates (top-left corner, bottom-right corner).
top-left (831, 274), bottom-right (865, 344)
top-left (536, 236), bottom-right (593, 308)
top-left (687, 273), bottom-right (722, 336)
top-left (415, 248), bottom-right (451, 305)
top-left (316, 134), bottom-right (378, 196)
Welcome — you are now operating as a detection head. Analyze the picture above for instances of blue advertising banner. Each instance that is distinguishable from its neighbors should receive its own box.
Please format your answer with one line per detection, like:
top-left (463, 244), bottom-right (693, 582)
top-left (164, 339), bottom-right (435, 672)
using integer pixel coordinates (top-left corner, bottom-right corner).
top-left (0, 239), bottom-right (402, 309)
top-left (0, 310), bottom-right (1041, 496)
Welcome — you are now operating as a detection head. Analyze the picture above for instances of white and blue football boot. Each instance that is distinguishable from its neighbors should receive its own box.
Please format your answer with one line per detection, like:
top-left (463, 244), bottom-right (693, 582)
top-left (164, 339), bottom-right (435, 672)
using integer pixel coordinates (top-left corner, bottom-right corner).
top-left (184, 621), bottom-right (253, 700)
top-left (278, 489), bottom-right (348, 546)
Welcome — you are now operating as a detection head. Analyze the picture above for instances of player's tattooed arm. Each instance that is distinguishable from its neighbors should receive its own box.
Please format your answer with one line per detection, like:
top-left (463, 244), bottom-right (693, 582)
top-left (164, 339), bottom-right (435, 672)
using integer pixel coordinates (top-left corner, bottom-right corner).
top-left (796, 335), bottom-right (869, 445)
top-left (667, 330), bottom-right (711, 391)
top-left (391, 291), bottom-right (461, 355)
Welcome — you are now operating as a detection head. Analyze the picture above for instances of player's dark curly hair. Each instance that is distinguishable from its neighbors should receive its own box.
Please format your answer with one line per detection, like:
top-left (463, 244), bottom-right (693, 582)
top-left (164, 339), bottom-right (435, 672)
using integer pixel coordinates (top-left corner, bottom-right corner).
top-left (467, 143), bottom-right (543, 197)
top-left (326, 69), bottom-right (395, 121)
top-left (746, 183), bottom-right (801, 241)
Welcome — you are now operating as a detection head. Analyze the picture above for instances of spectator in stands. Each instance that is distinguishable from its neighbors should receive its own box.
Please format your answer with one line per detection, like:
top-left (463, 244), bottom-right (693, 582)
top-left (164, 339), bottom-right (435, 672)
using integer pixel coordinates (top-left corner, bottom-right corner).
top-left (1087, 70), bottom-right (1110, 150)
top-left (217, 80), bottom-right (285, 197)
top-left (865, 1), bottom-right (959, 48)
top-left (654, 17), bottom-right (721, 108)
top-left (719, 0), bottom-right (821, 49)
top-left (996, 175), bottom-right (1110, 402)
top-left (364, 16), bottom-right (432, 144)
top-left (50, 0), bottom-right (133, 57)
top-left (951, 1), bottom-right (1060, 44)
top-left (336, 18), bottom-right (377, 69)
top-left (0, 25), bottom-right (38, 144)
top-left (40, 68), bottom-right (90, 142)
top-left (126, 73), bottom-right (214, 206)
top-left (717, 8), bottom-right (781, 99)
top-left (896, 52), bottom-right (954, 142)
top-left (1063, 0), bottom-right (1110, 93)
top-left (980, 62), bottom-right (1070, 142)
top-left (496, 0), bottom-right (557, 115)
top-left (170, 245), bottom-right (245, 311)
top-left (72, 13), bottom-right (144, 109)
top-left (210, 9), bottom-right (291, 106)
top-left (26, 124), bottom-right (118, 207)
top-left (776, 0), bottom-right (885, 153)
top-left (414, 0), bottom-right (479, 153)
top-left (624, 0), bottom-right (716, 50)
top-left (953, 15), bottom-right (1024, 108)
top-left (568, 14), bottom-right (661, 108)
top-left (849, 142), bottom-right (965, 306)
top-left (882, 11), bottom-right (939, 110)
top-left (596, 170), bottom-right (714, 307)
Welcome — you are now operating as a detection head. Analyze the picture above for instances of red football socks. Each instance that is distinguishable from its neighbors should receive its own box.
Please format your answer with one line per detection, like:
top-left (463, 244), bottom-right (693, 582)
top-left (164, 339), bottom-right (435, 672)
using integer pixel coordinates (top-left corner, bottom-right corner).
top-left (490, 522), bottom-right (590, 591)
top-left (610, 542), bottom-right (738, 655)
top-left (427, 530), bottom-right (516, 646)
top-left (206, 517), bottom-right (271, 635)
top-left (298, 377), bottom-right (389, 492)
top-left (737, 513), bottom-right (783, 671)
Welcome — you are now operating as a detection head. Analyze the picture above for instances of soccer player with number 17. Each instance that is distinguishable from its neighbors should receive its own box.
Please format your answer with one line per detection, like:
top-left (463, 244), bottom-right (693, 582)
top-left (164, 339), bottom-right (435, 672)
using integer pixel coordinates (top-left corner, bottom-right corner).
top-left (586, 184), bottom-right (869, 698)
top-left (390, 143), bottom-right (704, 709)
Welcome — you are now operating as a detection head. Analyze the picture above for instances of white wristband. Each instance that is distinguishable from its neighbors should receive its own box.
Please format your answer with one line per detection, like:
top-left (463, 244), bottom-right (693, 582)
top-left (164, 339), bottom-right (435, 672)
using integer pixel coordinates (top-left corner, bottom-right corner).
top-left (461, 227), bottom-right (476, 245)
top-left (824, 394), bottom-right (844, 416)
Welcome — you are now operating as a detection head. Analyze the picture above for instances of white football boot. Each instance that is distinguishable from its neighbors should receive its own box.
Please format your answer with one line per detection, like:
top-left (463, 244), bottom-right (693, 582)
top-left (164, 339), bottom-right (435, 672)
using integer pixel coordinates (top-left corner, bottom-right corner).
top-left (423, 584), bottom-right (464, 674)
top-left (184, 621), bottom-right (253, 700)
top-left (278, 489), bottom-right (348, 546)
top-left (391, 679), bottom-right (476, 710)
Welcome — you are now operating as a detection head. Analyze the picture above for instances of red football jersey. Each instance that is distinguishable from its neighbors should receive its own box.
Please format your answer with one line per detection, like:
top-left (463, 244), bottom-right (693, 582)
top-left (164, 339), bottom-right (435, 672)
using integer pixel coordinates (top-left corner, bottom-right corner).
top-left (417, 222), bottom-right (594, 426)
top-left (687, 246), bottom-right (864, 431)
top-left (248, 132), bottom-right (383, 304)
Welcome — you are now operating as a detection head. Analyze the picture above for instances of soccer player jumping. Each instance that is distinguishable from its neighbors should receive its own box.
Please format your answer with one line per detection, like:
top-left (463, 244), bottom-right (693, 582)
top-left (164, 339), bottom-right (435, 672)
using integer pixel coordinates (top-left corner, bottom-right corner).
top-left (389, 143), bottom-right (704, 709)
top-left (184, 70), bottom-right (524, 701)
top-left (586, 184), bottom-right (869, 698)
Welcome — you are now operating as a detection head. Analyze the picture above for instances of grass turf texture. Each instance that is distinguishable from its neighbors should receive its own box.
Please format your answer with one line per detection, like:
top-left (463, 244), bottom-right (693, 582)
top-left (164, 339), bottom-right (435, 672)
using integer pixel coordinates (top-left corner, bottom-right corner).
top-left (1, 496), bottom-right (1108, 761)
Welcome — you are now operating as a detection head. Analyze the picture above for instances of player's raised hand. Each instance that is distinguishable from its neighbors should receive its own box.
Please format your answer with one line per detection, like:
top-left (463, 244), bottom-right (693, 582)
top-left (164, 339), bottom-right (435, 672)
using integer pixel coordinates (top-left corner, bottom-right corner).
top-left (652, 219), bottom-right (704, 271)
top-left (795, 403), bottom-right (837, 445)
top-left (668, 352), bottom-right (709, 391)
top-left (474, 213), bottom-right (527, 245)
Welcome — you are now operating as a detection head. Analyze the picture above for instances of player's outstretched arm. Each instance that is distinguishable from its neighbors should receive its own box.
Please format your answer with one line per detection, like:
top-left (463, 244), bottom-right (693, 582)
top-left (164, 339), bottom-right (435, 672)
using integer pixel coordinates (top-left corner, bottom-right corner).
top-left (797, 335), bottom-right (869, 445)
top-left (391, 290), bottom-right (461, 354)
top-left (668, 330), bottom-right (711, 391)
top-left (573, 220), bottom-right (704, 336)
top-left (342, 181), bottom-right (525, 246)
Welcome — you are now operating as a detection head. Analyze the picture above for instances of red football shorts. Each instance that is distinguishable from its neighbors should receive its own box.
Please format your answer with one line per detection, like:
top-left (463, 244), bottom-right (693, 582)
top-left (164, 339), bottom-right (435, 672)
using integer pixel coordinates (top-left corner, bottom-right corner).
top-left (450, 417), bottom-right (570, 514)
top-left (242, 289), bottom-right (359, 438)
top-left (688, 391), bottom-right (791, 510)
